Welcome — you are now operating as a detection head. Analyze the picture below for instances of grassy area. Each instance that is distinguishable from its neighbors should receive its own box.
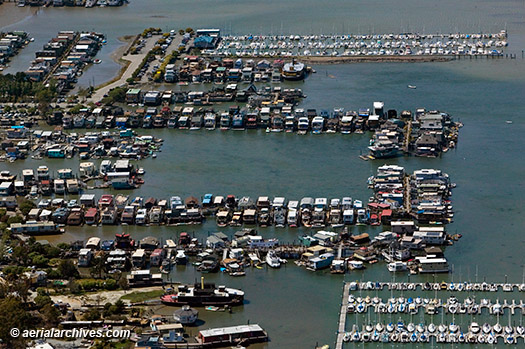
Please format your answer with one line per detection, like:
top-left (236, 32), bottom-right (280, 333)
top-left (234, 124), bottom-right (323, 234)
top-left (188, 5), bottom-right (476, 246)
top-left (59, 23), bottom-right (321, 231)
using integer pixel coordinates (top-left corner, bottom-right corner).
top-left (120, 289), bottom-right (164, 303)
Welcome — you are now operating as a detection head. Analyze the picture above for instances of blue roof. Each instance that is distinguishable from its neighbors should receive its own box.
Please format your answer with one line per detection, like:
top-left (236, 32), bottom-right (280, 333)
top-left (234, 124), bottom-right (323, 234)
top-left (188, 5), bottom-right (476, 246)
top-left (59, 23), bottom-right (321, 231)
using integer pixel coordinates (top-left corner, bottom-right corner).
top-left (11, 125), bottom-right (25, 129)
top-left (194, 36), bottom-right (214, 44)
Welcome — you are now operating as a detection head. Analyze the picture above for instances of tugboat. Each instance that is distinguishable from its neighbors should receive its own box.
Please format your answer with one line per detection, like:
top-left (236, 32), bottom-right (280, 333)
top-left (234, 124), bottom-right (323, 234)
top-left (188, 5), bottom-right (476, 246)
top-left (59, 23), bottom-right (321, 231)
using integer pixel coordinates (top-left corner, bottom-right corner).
top-left (161, 277), bottom-right (244, 306)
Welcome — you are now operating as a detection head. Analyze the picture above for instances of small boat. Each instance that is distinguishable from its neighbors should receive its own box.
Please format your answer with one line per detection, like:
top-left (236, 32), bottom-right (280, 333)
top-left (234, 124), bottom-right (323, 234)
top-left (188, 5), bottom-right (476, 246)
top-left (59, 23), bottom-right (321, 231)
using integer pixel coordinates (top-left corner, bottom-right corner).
top-left (386, 323), bottom-right (394, 332)
top-left (175, 250), bottom-right (187, 265)
top-left (516, 325), bottom-right (525, 335)
top-left (343, 332), bottom-right (351, 342)
top-left (93, 59), bottom-right (102, 64)
top-left (482, 323), bottom-right (491, 334)
top-left (449, 323), bottom-right (459, 333)
top-left (470, 322), bottom-right (480, 334)
top-left (493, 323), bottom-right (502, 333)
top-left (408, 85), bottom-right (417, 89)
top-left (427, 323), bottom-right (436, 333)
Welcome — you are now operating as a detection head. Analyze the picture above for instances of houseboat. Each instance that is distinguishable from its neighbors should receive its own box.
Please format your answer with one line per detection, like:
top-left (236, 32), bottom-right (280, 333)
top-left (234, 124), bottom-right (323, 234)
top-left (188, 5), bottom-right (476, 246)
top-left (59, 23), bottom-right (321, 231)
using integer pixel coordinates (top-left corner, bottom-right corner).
top-left (78, 249), bottom-right (92, 267)
top-left (54, 179), bottom-right (66, 194)
top-left (287, 209), bottom-right (298, 227)
top-left (84, 207), bottom-right (99, 225)
top-left (297, 116), bottom-right (310, 134)
top-left (66, 179), bottom-right (79, 194)
top-left (198, 324), bottom-right (267, 346)
top-left (311, 116), bottom-right (324, 134)
top-left (306, 253), bottom-right (334, 271)
top-left (416, 256), bottom-right (450, 273)
top-left (216, 210), bottom-right (231, 227)
top-left (115, 233), bottom-right (135, 249)
top-left (281, 60), bottom-right (306, 80)
top-left (190, 114), bottom-right (203, 130)
top-left (66, 208), bottom-right (83, 225)
top-left (219, 113), bottom-right (231, 130)
top-left (101, 207), bottom-right (117, 224)
top-left (131, 249), bottom-right (146, 268)
top-left (121, 205), bottom-right (135, 224)
top-left (135, 208), bottom-right (148, 225)
top-left (9, 221), bottom-right (62, 235)
top-left (387, 261), bottom-right (408, 272)
top-left (204, 112), bottom-right (216, 130)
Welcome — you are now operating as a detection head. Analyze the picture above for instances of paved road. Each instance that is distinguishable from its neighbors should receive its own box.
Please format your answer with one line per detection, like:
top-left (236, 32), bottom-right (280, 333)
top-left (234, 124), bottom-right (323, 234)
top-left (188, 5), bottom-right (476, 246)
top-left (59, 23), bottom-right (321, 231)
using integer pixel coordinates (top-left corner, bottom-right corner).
top-left (89, 36), bottom-right (158, 103)
top-left (90, 33), bottom-right (184, 103)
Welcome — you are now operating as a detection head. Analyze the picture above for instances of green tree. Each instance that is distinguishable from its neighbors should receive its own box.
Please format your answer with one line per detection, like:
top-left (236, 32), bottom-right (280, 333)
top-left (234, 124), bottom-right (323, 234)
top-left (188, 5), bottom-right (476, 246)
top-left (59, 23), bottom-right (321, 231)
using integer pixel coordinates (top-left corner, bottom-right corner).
top-left (30, 253), bottom-right (49, 268)
top-left (89, 256), bottom-right (105, 279)
top-left (19, 199), bottom-right (36, 216)
top-left (68, 279), bottom-right (81, 294)
top-left (69, 104), bottom-right (84, 114)
top-left (83, 308), bottom-right (101, 321)
top-left (7, 215), bottom-right (24, 225)
top-left (34, 294), bottom-right (53, 308)
top-left (12, 244), bottom-right (31, 266)
top-left (0, 296), bottom-right (33, 348)
top-left (40, 303), bottom-right (61, 327)
top-left (57, 259), bottom-right (79, 279)
top-left (57, 242), bottom-right (71, 250)
top-left (118, 276), bottom-right (129, 290)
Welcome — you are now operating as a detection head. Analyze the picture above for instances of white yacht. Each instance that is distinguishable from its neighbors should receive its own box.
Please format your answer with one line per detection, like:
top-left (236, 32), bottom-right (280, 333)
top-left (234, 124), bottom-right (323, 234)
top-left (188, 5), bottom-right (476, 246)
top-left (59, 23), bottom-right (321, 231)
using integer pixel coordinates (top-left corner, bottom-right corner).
top-left (265, 250), bottom-right (281, 268)
top-left (175, 250), bottom-right (187, 265)
top-left (387, 261), bottom-right (408, 272)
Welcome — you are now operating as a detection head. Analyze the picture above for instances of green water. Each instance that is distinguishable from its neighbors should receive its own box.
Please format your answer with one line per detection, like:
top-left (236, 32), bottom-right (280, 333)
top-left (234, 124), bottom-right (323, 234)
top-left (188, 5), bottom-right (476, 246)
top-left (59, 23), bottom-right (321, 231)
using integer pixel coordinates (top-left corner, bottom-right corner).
top-left (2, 0), bottom-right (525, 347)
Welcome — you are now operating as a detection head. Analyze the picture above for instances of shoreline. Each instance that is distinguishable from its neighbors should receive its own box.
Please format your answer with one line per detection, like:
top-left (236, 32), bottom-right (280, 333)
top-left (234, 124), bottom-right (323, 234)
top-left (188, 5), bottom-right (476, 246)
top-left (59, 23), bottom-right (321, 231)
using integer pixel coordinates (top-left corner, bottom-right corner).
top-left (93, 35), bottom-right (135, 90)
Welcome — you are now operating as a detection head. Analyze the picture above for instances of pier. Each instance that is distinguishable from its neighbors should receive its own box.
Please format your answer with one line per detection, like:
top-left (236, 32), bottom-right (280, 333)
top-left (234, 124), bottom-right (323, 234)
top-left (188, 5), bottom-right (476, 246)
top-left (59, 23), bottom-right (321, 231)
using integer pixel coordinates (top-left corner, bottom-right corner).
top-left (335, 282), bottom-right (350, 349)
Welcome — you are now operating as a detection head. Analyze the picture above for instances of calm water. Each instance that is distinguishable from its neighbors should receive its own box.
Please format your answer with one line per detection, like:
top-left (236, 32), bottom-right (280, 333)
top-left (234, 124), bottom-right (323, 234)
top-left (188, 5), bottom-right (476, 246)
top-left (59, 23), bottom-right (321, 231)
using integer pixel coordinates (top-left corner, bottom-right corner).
top-left (2, 1), bottom-right (525, 347)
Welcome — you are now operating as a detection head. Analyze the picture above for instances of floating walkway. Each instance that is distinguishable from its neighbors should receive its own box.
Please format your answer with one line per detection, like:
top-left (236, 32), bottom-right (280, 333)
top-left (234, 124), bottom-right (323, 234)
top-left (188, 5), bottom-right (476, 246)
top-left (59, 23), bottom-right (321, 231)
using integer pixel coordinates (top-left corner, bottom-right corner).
top-left (347, 295), bottom-right (525, 316)
top-left (335, 282), bottom-right (351, 349)
top-left (348, 281), bottom-right (525, 292)
top-left (342, 322), bottom-right (525, 345)
top-left (209, 31), bottom-right (508, 58)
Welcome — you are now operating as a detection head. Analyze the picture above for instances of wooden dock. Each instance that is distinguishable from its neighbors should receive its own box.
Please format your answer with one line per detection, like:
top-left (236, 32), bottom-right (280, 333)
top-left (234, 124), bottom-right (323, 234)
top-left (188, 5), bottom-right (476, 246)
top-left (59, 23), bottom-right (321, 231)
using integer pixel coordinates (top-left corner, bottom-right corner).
top-left (335, 282), bottom-right (350, 349)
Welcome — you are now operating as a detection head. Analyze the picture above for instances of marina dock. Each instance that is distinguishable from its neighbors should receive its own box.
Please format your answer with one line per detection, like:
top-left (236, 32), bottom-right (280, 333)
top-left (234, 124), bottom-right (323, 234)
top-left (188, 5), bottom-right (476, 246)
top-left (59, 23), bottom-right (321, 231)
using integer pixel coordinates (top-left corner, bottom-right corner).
top-left (337, 280), bottom-right (525, 346)
top-left (335, 282), bottom-right (351, 349)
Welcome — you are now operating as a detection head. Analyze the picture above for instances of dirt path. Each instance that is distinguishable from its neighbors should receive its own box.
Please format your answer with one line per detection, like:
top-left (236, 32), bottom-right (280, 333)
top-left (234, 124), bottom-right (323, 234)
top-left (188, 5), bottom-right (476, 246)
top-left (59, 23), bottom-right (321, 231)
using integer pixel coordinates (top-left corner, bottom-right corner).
top-left (50, 286), bottom-right (164, 308)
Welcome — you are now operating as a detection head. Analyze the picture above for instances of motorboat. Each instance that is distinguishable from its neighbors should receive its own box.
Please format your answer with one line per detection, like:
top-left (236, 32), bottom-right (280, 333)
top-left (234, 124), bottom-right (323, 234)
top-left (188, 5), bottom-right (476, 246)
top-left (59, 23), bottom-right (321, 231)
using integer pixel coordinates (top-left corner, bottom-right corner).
top-left (493, 323), bottom-right (502, 333)
top-left (175, 249), bottom-right (187, 265)
top-left (449, 323), bottom-right (459, 333)
top-left (427, 323), bottom-right (436, 333)
top-left (387, 261), bottom-right (407, 272)
top-left (265, 250), bottom-right (281, 268)
top-left (386, 323), bottom-right (394, 332)
top-left (470, 322), bottom-right (480, 334)
top-left (482, 323), bottom-right (492, 334)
